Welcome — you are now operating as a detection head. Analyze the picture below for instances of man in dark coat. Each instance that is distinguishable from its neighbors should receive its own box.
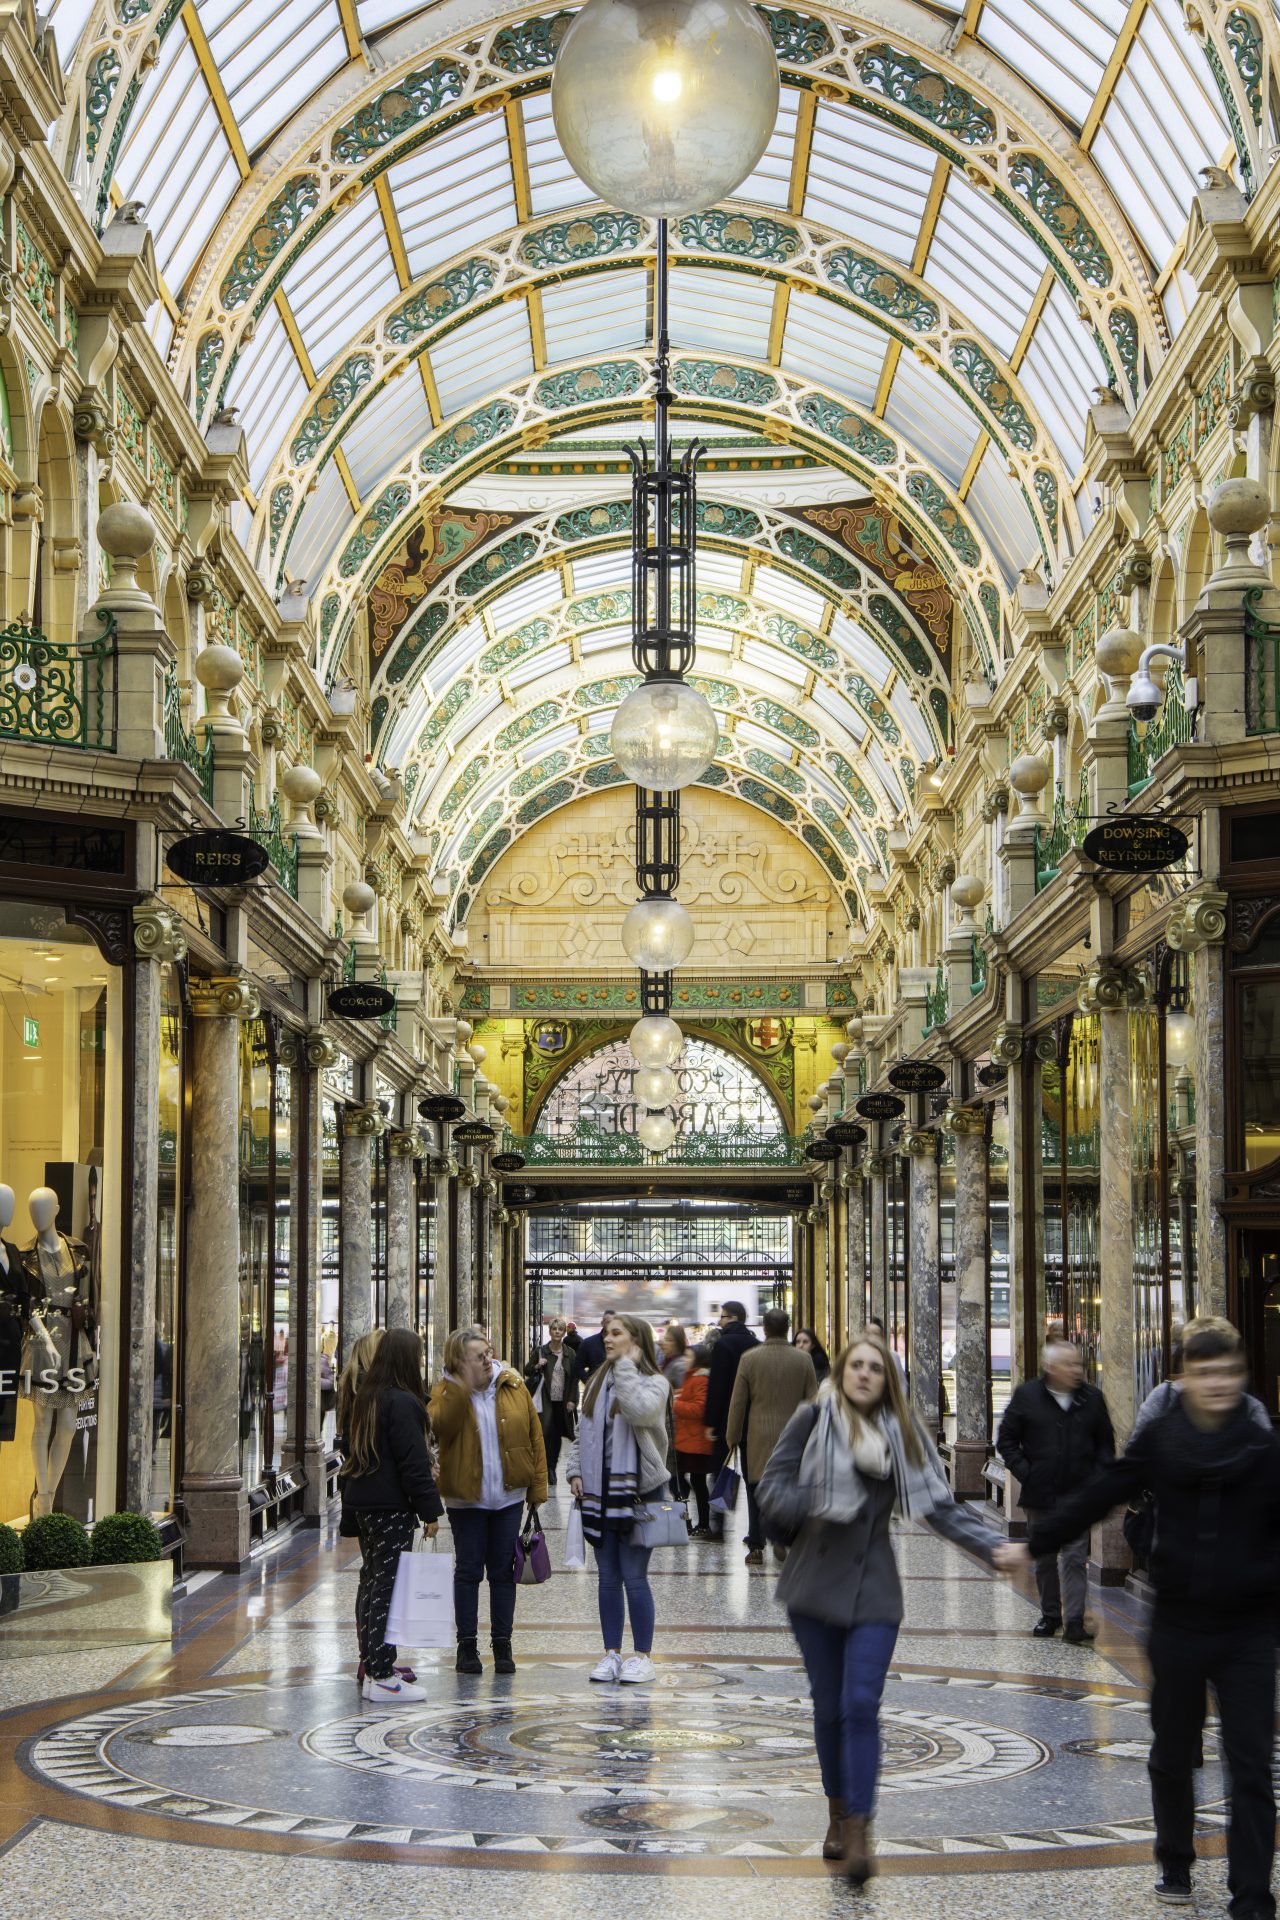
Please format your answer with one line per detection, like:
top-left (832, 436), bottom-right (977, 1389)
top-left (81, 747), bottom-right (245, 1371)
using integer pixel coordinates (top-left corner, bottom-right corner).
top-left (703, 1300), bottom-right (759, 1540)
top-left (997, 1333), bottom-right (1114, 1641)
top-left (575, 1312), bottom-right (618, 1385)
top-left (1024, 1323), bottom-right (1280, 1916)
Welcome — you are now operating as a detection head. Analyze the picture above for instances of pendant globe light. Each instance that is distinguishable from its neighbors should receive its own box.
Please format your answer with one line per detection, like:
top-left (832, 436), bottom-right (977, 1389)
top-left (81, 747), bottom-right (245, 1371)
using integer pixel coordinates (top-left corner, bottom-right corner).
top-left (611, 678), bottom-right (717, 791)
top-left (551, 0), bottom-right (779, 219)
top-left (638, 1110), bottom-right (678, 1152)
top-left (630, 1013), bottom-right (683, 1067)
top-left (621, 896), bottom-right (695, 971)
top-left (634, 1064), bottom-right (679, 1108)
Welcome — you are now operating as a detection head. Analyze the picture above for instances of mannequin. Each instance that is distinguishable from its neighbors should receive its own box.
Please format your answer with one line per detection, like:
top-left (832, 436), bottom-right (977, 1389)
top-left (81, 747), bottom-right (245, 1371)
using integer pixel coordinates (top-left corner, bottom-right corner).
top-left (0, 1185), bottom-right (31, 1447)
top-left (22, 1187), bottom-right (94, 1517)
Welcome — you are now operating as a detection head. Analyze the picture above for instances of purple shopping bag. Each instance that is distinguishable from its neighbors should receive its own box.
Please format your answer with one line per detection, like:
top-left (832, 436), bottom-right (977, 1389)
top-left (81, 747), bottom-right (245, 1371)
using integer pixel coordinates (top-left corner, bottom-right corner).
top-left (514, 1505), bottom-right (552, 1585)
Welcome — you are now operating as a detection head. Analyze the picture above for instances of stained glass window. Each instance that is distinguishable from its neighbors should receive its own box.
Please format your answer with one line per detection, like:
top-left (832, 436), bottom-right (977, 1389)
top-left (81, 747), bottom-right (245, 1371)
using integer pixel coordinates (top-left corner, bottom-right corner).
top-left (537, 1038), bottom-right (785, 1141)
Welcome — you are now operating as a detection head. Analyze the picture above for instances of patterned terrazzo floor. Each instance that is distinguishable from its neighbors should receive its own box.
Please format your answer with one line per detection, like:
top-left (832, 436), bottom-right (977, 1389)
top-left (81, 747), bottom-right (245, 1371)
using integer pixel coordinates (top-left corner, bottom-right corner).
top-left (0, 1485), bottom-right (1264, 1919)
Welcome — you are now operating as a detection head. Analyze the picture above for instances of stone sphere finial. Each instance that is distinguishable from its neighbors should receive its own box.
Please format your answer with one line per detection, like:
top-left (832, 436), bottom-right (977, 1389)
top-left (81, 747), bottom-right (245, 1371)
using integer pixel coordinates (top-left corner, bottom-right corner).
top-left (194, 642), bottom-right (244, 721)
top-left (1096, 625), bottom-right (1144, 711)
top-left (97, 501), bottom-right (157, 596)
top-left (280, 762), bottom-right (323, 828)
top-left (951, 874), bottom-right (985, 932)
top-left (342, 880), bottom-right (376, 920)
top-left (1207, 476), bottom-right (1270, 541)
top-left (454, 1018), bottom-right (474, 1049)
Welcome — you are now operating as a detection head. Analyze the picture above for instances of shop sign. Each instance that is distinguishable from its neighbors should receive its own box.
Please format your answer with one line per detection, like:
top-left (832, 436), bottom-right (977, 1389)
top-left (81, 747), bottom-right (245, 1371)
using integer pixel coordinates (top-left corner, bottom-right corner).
top-left (454, 1121), bottom-right (496, 1147)
top-left (492, 1151), bottom-right (527, 1173)
top-left (825, 1120), bottom-right (867, 1148)
top-left (419, 1093), bottom-right (467, 1125)
top-left (806, 1138), bottom-right (842, 1162)
top-left (22, 1016), bottom-right (38, 1049)
top-left (329, 981), bottom-right (396, 1020)
top-left (855, 1092), bottom-right (906, 1121)
top-left (1081, 818), bottom-right (1189, 873)
top-left (976, 1063), bottom-right (1006, 1088)
top-left (166, 829), bottom-right (268, 888)
top-left (887, 1060), bottom-right (948, 1093)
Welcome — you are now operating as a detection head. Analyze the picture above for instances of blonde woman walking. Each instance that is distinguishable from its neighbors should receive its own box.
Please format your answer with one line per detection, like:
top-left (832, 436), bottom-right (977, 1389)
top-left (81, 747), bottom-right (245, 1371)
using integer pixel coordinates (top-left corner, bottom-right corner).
top-left (567, 1314), bottom-right (671, 1685)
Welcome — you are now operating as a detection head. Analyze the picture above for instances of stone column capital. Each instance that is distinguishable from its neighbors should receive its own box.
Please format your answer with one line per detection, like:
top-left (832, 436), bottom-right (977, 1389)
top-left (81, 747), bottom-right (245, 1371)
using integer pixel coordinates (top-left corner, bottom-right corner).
top-left (190, 974), bottom-right (260, 1020)
top-left (458, 1163), bottom-right (479, 1189)
top-left (942, 1100), bottom-right (986, 1137)
top-left (1166, 886), bottom-right (1228, 952)
top-left (388, 1128), bottom-right (421, 1158)
top-left (279, 1026), bottom-right (339, 1071)
top-left (1077, 960), bottom-right (1145, 1013)
top-left (344, 1101), bottom-right (385, 1138)
top-left (901, 1127), bottom-right (937, 1158)
top-left (990, 1021), bottom-right (1023, 1064)
top-left (133, 897), bottom-right (187, 964)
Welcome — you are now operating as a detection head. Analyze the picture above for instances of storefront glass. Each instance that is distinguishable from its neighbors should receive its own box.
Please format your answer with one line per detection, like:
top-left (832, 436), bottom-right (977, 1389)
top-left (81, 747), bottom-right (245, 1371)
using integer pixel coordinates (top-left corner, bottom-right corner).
top-left (988, 1107), bottom-right (1010, 1432)
top-left (0, 903), bottom-right (122, 1526)
top-left (886, 1150), bottom-right (908, 1370)
top-left (152, 961), bottom-right (183, 1514)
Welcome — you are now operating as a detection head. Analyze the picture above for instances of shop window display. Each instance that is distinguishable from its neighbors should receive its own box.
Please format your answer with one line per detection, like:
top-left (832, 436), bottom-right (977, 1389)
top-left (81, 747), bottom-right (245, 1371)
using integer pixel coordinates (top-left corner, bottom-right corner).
top-left (237, 1018), bottom-right (291, 1483)
top-left (151, 961), bottom-right (184, 1514)
top-left (987, 1109), bottom-right (1011, 1431)
top-left (0, 904), bottom-right (121, 1526)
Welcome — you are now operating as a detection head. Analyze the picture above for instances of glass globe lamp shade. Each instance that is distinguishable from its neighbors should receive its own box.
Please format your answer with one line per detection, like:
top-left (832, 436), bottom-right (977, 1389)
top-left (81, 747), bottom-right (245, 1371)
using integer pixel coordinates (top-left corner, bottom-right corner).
top-left (638, 1110), bottom-right (678, 1152)
top-left (630, 1014), bottom-right (683, 1067)
top-left (634, 1065), bottom-right (678, 1108)
top-left (611, 680), bottom-right (718, 791)
top-left (621, 897), bottom-right (695, 971)
top-left (551, 0), bottom-right (780, 219)
top-left (1165, 1009), bottom-right (1195, 1068)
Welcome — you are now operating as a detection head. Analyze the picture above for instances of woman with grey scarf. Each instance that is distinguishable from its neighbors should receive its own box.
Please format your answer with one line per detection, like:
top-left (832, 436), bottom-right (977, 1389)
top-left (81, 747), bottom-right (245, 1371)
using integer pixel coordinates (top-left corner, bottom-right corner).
top-left (758, 1327), bottom-right (1022, 1883)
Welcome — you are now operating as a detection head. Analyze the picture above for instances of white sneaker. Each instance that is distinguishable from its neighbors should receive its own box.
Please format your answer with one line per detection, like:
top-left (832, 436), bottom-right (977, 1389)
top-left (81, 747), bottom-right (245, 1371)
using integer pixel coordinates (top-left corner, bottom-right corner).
top-left (362, 1674), bottom-right (426, 1704)
top-left (619, 1655), bottom-right (656, 1684)
top-left (590, 1651), bottom-right (623, 1683)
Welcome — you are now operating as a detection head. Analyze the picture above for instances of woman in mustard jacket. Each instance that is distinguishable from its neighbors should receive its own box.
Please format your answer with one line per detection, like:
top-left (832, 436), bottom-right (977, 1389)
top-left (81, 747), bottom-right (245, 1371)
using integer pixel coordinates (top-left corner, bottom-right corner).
top-left (429, 1326), bottom-right (547, 1676)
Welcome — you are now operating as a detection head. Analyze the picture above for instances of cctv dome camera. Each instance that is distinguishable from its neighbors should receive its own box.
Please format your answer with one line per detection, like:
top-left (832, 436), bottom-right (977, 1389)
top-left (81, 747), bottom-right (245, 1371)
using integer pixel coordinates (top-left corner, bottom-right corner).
top-left (1126, 668), bottom-right (1163, 723)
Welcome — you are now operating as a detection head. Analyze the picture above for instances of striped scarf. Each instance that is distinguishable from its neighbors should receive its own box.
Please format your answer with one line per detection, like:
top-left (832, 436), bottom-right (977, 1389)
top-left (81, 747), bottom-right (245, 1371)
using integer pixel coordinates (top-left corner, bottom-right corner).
top-left (574, 1372), bottom-right (641, 1542)
top-left (798, 1383), bottom-right (952, 1525)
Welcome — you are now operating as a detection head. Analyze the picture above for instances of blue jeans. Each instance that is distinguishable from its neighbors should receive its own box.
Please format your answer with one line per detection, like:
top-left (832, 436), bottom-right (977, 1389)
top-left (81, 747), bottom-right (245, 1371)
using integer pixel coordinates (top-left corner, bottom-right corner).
top-left (449, 1503), bottom-right (523, 1641)
top-left (789, 1614), bottom-right (899, 1816)
top-left (593, 1530), bottom-right (655, 1654)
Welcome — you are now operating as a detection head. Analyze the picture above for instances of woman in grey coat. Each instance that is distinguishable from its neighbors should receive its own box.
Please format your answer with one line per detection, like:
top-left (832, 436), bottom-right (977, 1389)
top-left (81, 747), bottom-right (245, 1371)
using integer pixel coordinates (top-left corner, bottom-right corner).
top-left (758, 1327), bottom-right (1021, 1883)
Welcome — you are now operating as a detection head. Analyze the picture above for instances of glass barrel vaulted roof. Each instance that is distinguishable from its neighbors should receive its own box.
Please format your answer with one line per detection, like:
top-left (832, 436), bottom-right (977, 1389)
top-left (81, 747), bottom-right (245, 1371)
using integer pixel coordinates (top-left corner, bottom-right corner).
top-left (46, 0), bottom-right (1266, 905)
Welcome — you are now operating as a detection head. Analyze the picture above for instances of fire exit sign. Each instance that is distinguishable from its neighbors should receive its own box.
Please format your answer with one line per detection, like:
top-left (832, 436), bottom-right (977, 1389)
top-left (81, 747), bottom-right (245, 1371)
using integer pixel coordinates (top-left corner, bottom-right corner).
top-left (23, 1017), bottom-right (39, 1049)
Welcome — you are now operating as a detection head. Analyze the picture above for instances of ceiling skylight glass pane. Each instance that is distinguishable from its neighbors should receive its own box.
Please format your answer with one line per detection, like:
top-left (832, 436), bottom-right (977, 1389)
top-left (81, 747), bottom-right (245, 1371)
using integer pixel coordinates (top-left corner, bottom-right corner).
top-left (391, 117), bottom-right (516, 276)
top-left (1017, 280), bottom-right (1103, 472)
top-left (356, 0), bottom-right (421, 28)
top-left (281, 198), bottom-right (400, 371)
top-left (47, 0), bottom-right (96, 62)
top-left (965, 446), bottom-right (1039, 586)
top-left (780, 292), bottom-right (883, 407)
top-left (812, 682), bottom-right (871, 741)
top-left (978, 0), bottom-right (1126, 125)
top-left (115, 30), bottom-right (240, 298)
top-left (581, 625), bottom-right (631, 656)
top-left (509, 645), bottom-right (571, 688)
top-left (729, 86), bottom-right (798, 210)
top-left (883, 353), bottom-right (979, 487)
top-left (804, 105), bottom-right (935, 262)
top-left (745, 641), bottom-right (809, 687)
top-left (753, 564), bottom-right (825, 627)
top-left (522, 92), bottom-right (593, 215)
top-left (668, 268), bottom-right (774, 359)
top-left (542, 272), bottom-right (646, 362)
top-left (572, 551), bottom-right (631, 594)
top-left (341, 375), bottom-right (434, 496)
top-left (697, 551), bottom-right (746, 593)
top-left (430, 301), bottom-right (534, 415)
top-left (1091, 0), bottom-right (1230, 268)
top-left (226, 305), bottom-right (310, 491)
top-left (487, 570), bottom-right (562, 628)
top-left (287, 462), bottom-right (353, 584)
top-left (831, 610), bottom-right (893, 678)
top-left (424, 618), bottom-right (484, 689)
top-left (198, 0), bottom-right (346, 153)
top-left (925, 175), bottom-right (1046, 360)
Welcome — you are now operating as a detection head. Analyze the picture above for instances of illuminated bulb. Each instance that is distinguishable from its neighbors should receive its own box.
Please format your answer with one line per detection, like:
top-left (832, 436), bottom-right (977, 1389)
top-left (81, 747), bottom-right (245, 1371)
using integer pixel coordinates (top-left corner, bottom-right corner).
top-left (634, 1065), bottom-right (678, 1108)
top-left (630, 1014), bottom-right (683, 1067)
top-left (651, 66), bottom-right (682, 101)
top-left (639, 1110), bottom-right (677, 1152)
top-left (611, 680), bottom-right (718, 791)
top-left (1165, 1009), bottom-right (1195, 1068)
top-left (621, 897), bottom-right (695, 971)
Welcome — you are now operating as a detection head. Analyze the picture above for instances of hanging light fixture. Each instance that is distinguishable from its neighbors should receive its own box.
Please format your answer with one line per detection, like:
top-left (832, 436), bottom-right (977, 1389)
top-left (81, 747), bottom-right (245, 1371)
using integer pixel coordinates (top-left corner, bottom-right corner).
top-left (1165, 1009), bottom-right (1195, 1068)
top-left (621, 896), bottom-right (695, 971)
top-left (639, 1110), bottom-right (678, 1152)
top-left (630, 1013), bottom-right (683, 1067)
top-left (611, 679), bottom-right (717, 790)
top-left (634, 1064), bottom-right (679, 1108)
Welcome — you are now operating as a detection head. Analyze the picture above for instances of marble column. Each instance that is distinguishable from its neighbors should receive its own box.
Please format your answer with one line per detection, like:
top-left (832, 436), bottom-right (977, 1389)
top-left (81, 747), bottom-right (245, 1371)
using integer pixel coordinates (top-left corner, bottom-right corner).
top-left (1098, 1001), bottom-right (1137, 1442)
top-left (283, 1026), bottom-right (330, 1520)
top-left (340, 1104), bottom-right (381, 1362)
top-left (811, 1196), bottom-right (831, 1352)
top-left (948, 1106), bottom-right (990, 1495)
top-left (125, 902), bottom-right (187, 1515)
top-left (1003, 1032), bottom-right (1044, 1390)
top-left (846, 1162), bottom-right (865, 1336)
top-left (455, 1171), bottom-right (477, 1327)
top-left (429, 1165), bottom-right (454, 1376)
top-left (385, 1132), bottom-right (417, 1330)
top-left (183, 975), bottom-right (259, 1567)
top-left (869, 1157), bottom-right (888, 1328)
top-left (1192, 933), bottom-right (1229, 1317)
top-left (906, 1131), bottom-right (941, 1435)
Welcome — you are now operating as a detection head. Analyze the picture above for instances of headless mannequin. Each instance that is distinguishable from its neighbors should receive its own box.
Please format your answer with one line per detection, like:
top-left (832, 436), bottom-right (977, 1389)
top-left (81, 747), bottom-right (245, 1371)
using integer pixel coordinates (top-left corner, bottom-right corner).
top-left (23, 1187), bottom-right (92, 1517)
top-left (0, 1185), bottom-right (29, 1447)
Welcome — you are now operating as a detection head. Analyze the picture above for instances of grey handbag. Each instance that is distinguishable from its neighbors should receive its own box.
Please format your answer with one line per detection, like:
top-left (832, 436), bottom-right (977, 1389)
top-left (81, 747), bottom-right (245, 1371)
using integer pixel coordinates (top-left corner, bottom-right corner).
top-left (633, 1494), bottom-right (690, 1547)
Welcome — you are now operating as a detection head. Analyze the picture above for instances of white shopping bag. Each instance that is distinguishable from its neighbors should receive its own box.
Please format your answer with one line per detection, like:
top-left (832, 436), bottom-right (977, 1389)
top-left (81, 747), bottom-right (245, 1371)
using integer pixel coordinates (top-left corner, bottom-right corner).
top-left (531, 1379), bottom-right (544, 1416)
top-left (563, 1501), bottom-right (587, 1570)
top-left (384, 1537), bottom-right (455, 1649)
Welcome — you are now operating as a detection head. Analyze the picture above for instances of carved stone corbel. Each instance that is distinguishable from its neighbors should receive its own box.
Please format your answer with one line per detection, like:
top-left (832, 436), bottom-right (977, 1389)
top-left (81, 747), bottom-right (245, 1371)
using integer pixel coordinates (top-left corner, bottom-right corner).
top-left (344, 1101), bottom-right (385, 1138)
top-left (901, 1127), bottom-right (936, 1157)
top-left (190, 974), bottom-right (260, 1020)
top-left (133, 898), bottom-right (187, 964)
top-left (73, 391), bottom-right (115, 456)
top-left (1229, 360), bottom-right (1276, 430)
top-left (1077, 960), bottom-right (1145, 1013)
top-left (388, 1129), bottom-right (420, 1159)
top-left (942, 1101), bottom-right (986, 1136)
top-left (1165, 887), bottom-right (1228, 953)
top-left (1114, 548), bottom-right (1153, 593)
top-left (304, 1029), bottom-right (339, 1071)
top-left (990, 1022), bottom-right (1023, 1065)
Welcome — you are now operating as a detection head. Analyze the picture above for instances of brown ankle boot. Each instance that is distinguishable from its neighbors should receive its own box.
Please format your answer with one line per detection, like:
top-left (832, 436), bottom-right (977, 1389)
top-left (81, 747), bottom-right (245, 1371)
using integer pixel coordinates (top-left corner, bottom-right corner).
top-left (822, 1796), bottom-right (845, 1861)
top-left (840, 1813), bottom-right (875, 1885)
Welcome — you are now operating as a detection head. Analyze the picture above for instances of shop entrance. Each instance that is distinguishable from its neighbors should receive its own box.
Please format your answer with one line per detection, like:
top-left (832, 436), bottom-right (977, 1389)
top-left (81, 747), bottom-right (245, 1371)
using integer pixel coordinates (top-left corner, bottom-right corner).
top-left (1236, 1229), bottom-right (1280, 1422)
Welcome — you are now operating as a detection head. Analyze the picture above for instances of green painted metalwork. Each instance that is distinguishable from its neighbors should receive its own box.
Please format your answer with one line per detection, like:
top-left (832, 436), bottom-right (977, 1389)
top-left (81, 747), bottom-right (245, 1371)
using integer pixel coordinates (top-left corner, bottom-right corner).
top-left (520, 211), bottom-right (642, 266)
top-left (949, 340), bottom-right (1034, 448)
top-left (854, 44), bottom-right (996, 145)
top-left (1035, 771), bottom-right (1088, 888)
top-left (905, 473), bottom-right (981, 563)
top-left (671, 360), bottom-right (779, 404)
top-left (85, 47), bottom-right (122, 162)
top-left (507, 1127), bottom-right (810, 1168)
top-left (970, 933), bottom-right (987, 996)
top-left (163, 662), bottom-right (214, 801)
top-left (0, 612), bottom-right (114, 751)
top-left (1006, 154), bottom-right (1112, 288)
top-left (421, 401), bottom-right (519, 475)
top-left (1127, 659), bottom-right (1194, 793)
top-left (759, 6), bottom-right (833, 60)
top-left (290, 354), bottom-right (375, 462)
top-left (823, 247), bottom-right (938, 330)
top-left (490, 12), bottom-right (573, 70)
top-left (676, 208), bottom-right (801, 259)
top-left (379, 963), bottom-right (399, 1032)
top-left (249, 791), bottom-right (299, 897)
top-left (387, 259), bottom-right (498, 341)
top-left (331, 60), bottom-right (467, 160)
top-left (1245, 586), bottom-right (1280, 735)
top-left (924, 962), bottom-right (949, 1032)
top-left (796, 392), bottom-right (897, 465)
top-left (339, 483), bottom-right (413, 578)
top-left (219, 176), bottom-right (321, 311)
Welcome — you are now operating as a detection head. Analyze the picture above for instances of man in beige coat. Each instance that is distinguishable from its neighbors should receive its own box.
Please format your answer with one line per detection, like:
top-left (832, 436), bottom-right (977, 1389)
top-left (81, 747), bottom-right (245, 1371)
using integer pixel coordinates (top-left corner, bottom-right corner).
top-left (726, 1308), bottom-right (818, 1565)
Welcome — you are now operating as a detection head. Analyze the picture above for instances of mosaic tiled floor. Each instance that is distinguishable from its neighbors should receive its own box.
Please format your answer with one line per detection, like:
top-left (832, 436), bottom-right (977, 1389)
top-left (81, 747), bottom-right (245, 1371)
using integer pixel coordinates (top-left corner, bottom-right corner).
top-left (0, 1489), bottom-right (1263, 1917)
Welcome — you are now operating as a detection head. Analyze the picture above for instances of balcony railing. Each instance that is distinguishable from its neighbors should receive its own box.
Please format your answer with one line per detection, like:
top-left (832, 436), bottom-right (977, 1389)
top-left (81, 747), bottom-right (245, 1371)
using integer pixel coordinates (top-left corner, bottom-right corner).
top-left (249, 791), bottom-right (299, 898)
top-left (0, 613), bottom-right (115, 751)
top-left (505, 1126), bottom-right (811, 1169)
top-left (163, 662), bottom-right (214, 802)
top-left (924, 961), bottom-right (949, 1032)
top-left (1245, 586), bottom-right (1280, 735)
top-left (1128, 659), bottom-right (1194, 794)
top-left (1035, 773), bottom-right (1088, 890)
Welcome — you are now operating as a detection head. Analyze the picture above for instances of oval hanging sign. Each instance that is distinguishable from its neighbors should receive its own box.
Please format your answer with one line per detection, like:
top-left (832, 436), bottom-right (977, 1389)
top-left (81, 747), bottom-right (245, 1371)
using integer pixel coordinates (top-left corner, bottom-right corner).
top-left (418, 1093), bottom-right (467, 1125)
top-left (806, 1138), bottom-right (842, 1163)
top-left (826, 1120), bottom-right (868, 1148)
top-left (976, 1063), bottom-right (1007, 1088)
top-left (888, 1060), bottom-right (948, 1094)
top-left (491, 1151), bottom-right (526, 1174)
top-left (1082, 817), bottom-right (1189, 873)
top-left (454, 1121), bottom-right (496, 1147)
top-left (329, 981), bottom-right (395, 1020)
top-left (166, 829), bottom-right (268, 888)
top-left (856, 1092), bottom-right (906, 1121)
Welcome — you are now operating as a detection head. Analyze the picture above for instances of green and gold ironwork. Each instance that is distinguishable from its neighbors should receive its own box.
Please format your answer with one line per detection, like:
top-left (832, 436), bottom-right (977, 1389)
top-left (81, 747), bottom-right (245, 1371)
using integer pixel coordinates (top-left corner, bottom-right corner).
top-left (1127, 660), bottom-right (1194, 793)
top-left (249, 791), bottom-right (299, 897)
top-left (1035, 771), bottom-right (1088, 889)
top-left (0, 613), bottom-right (115, 752)
top-left (506, 1127), bottom-right (809, 1168)
top-left (1245, 587), bottom-right (1280, 736)
top-left (163, 662), bottom-right (214, 801)
top-left (924, 961), bottom-right (949, 1032)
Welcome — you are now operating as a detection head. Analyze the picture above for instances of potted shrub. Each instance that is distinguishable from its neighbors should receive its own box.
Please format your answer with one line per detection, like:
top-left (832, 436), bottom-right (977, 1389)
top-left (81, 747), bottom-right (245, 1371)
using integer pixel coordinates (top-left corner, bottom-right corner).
top-left (90, 1512), bottom-right (163, 1565)
top-left (0, 1523), bottom-right (20, 1617)
top-left (21, 1513), bottom-right (91, 1569)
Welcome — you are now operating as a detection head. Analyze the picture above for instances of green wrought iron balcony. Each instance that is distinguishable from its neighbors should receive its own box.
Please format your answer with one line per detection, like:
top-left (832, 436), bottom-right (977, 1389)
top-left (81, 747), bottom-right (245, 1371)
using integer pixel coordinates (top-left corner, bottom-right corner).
top-left (249, 791), bottom-right (299, 898)
top-left (163, 662), bottom-right (214, 801)
top-left (503, 1125), bottom-right (810, 1169)
top-left (1245, 587), bottom-right (1280, 735)
top-left (1035, 774), bottom-right (1088, 890)
top-left (0, 612), bottom-right (115, 751)
top-left (1127, 660), bottom-right (1194, 795)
